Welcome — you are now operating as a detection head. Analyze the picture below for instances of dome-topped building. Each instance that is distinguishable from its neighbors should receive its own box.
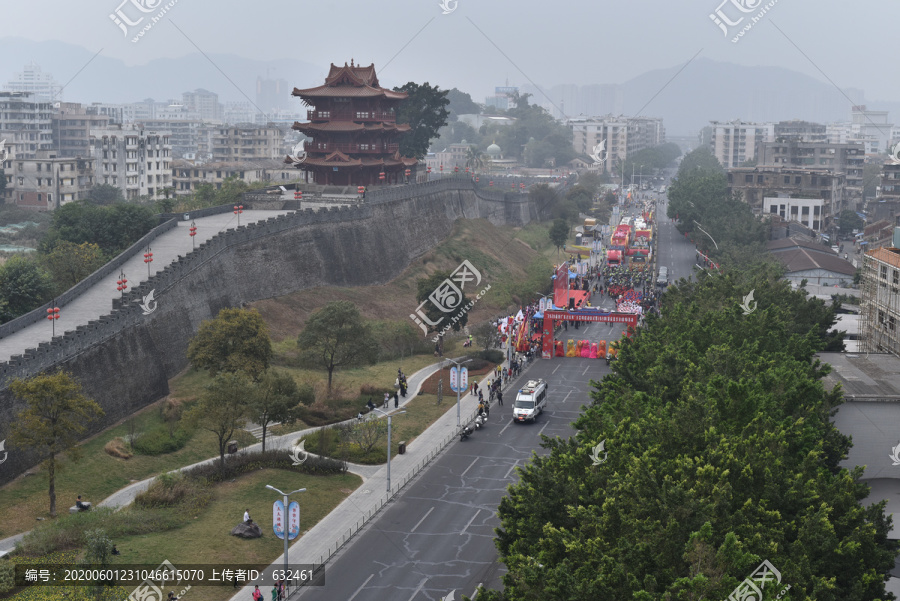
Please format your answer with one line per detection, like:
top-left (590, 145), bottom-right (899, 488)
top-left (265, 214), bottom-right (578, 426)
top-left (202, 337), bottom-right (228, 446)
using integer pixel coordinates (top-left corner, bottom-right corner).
top-left (486, 141), bottom-right (501, 158)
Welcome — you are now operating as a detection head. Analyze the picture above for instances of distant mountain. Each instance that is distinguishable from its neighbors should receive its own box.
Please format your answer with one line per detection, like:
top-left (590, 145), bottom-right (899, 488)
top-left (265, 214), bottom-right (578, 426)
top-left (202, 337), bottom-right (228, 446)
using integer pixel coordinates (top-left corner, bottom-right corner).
top-left (618, 57), bottom-right (874, 135)
top-left (0, 37), bottom-right (324, 107)
top-left (1, 39), bottom-right (897, 137)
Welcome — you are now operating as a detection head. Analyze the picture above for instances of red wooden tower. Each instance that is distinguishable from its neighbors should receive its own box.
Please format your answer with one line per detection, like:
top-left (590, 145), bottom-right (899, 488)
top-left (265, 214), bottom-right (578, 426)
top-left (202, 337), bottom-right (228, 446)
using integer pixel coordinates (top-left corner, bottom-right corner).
top-left (287, 60), bottom-right (417, 186)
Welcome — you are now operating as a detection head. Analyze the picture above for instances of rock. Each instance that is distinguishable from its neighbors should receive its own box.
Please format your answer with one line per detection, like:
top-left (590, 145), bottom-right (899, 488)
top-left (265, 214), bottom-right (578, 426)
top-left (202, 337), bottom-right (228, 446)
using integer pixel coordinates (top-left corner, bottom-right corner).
top-left (231, 522), bottom-right (262, 538)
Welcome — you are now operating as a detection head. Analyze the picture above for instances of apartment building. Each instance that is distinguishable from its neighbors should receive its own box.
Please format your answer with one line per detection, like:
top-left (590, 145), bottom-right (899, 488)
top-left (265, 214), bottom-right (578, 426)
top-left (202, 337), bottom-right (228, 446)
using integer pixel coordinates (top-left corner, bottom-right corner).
top-left (182, 89), bottom-right (223, 122)
top-left (728, 166), bottom-right (845, 219)
top-left (4, 150), bottom-right (94, 210)
top-left (4, 62), bottom-right (62, 102)
top-left (860, 243), bottom-right (900, 355)
top-left (210, 126), bottom-right (283, 162)
top-left (52, 103), bottom-right (113, 158)
top-left (880, 161), bottom-right (900, 202)
top-left (708, 120), bottom-right (775, 169)
top-left (89, 125), bottom-right (172, 200)
top-left (0, 91), bottom-right (54, 159)
top-left (569, 115), bottom-right (666, 173)
top-left (774, 120), bottom-right (827, 143)
top-left (756, 140), bottom-right (864, 203)
top-left (171, 159), bottom-right (295, 195)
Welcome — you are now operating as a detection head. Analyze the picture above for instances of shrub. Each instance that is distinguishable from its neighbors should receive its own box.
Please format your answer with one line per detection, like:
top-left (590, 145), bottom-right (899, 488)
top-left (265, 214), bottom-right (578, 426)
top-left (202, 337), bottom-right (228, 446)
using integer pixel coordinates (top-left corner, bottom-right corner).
top-left (132, 425), bottom-right (193, 455)
top-left (83, 528), bottom-right (114, 566)
top-left (133, 473), bottom-right (212, 512)
top-left (0, 561), bottom-right (13, 594)
top-left (465, 358), bottom-right (490, 371)
top-left (359, 383), bottom-right (395, 397)
top-left (182, 449), bottom-right (346, 484)
top-left (17, 508), bottom-right (186, 556)
top-left (471, 349), bottom-right (505, 364)
top-left (103, 437), bottom-right (133, 459)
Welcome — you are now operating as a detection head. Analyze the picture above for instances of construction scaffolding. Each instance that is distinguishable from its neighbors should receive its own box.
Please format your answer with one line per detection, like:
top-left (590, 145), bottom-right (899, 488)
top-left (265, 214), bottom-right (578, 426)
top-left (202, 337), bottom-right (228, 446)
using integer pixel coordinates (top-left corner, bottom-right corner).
top-left (860, 247), bottom-right (900, 355)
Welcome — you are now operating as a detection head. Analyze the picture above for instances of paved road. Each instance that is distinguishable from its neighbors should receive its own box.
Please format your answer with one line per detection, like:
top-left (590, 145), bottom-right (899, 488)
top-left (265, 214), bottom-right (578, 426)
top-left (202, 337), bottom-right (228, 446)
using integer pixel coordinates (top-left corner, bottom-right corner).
top-left (0, 209), bottom-right (290, 362)
top-left (296, 316), bottom-right (623, 601)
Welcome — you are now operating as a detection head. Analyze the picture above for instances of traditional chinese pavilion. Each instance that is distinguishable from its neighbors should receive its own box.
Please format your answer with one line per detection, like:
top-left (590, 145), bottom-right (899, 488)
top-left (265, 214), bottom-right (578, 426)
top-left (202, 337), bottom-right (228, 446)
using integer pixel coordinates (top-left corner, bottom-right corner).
top-left (288, 60), bottom-right (417, 186)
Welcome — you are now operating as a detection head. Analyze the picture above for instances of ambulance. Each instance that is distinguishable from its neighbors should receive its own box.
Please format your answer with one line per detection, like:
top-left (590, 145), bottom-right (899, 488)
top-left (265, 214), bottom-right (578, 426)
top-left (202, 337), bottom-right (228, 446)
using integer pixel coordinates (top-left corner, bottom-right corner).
top-left (513, 379), bottom-right (547, 423)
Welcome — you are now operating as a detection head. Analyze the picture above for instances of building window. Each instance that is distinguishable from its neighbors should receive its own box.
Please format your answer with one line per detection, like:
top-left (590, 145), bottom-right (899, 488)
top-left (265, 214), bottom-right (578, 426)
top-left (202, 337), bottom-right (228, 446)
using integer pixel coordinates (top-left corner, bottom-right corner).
top-left (794, 176), bottom-right (801, 184)
top-left (893, 270), bottom-right (899, 285)
top-left (784, 176), bottom-right (790, 184)
top-left (881, 265), bottom-right (888, 279)
top-left (744, 174), bottom-right (753, 183)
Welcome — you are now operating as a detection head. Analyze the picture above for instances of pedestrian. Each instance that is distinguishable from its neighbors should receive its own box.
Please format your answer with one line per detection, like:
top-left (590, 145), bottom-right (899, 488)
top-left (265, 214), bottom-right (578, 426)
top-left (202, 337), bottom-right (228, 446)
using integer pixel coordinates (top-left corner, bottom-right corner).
top-left (383, 392), bottom-right (389, 408)
top-left (394, 391), bottom-right (399, 408)
top-left (252, 586), bottom-right (263, 601)
top-left (497, 390), bottom-right (503, 406)
top-left (478, 389), bottom-right (483, 403)
top-left (244, 509), bottom-right (252, 524)
top-left (271, 584), bottom-right (278, 601)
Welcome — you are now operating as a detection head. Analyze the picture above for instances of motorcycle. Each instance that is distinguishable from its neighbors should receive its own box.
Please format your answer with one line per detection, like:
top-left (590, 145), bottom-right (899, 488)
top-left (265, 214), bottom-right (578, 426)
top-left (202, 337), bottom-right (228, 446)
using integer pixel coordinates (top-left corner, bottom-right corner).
top-left (459, 425), bottom-right (473, 441)
top-left (474, 414), bottom-right (486, 429)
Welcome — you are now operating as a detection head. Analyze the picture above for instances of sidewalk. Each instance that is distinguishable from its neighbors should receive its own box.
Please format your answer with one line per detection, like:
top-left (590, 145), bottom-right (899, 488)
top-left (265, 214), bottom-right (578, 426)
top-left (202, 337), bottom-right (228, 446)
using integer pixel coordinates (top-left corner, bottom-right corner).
top-left (229, 355), bottom-right (495, 601)
top-left (0, 355), bottom-right (484, 559)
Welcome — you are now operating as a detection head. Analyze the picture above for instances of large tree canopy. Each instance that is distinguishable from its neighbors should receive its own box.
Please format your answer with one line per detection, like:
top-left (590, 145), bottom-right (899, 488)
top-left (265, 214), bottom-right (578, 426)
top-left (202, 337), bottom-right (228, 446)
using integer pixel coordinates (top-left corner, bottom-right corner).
top-left (482, 266), bottom-right (890, 601)
top-left (187, 307), bottom-right (273, 381)
top-left (393, 82), bottom-right (450, 159)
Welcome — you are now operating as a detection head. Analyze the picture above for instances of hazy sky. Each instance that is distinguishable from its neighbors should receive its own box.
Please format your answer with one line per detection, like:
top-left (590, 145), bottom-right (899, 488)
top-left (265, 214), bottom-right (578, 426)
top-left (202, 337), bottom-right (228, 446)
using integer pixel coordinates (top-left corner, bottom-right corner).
top-left (1, 0), bottom-right (898, 102)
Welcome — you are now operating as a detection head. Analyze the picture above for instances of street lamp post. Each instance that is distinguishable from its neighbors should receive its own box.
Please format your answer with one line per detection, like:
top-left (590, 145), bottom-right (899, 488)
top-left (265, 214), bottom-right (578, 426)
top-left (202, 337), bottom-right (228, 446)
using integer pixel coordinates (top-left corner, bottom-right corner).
top-left (371, 407), bottom-right (406, 494)
top-left (265, 485), bottom-right (306, 583)
top-left (444, 357), bottom-right (472, 426)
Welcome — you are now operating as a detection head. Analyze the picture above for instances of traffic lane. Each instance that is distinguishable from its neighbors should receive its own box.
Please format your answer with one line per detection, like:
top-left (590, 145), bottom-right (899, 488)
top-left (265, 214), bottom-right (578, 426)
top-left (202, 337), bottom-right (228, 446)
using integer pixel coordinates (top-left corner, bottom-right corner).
top-left (656, 204), bottom-right (697, 285)
top-left (297, 357), bottom-right (602, 601)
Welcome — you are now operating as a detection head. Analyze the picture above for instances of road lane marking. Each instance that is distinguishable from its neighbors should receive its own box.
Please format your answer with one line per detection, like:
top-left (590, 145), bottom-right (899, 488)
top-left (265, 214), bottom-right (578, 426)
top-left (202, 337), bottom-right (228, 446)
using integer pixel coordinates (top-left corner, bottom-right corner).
top-left (411, 507), bottom-right (434, 533)
top-left (504, 460), bottom-right (519, 479)
top-left (582, 366), bottom-right (589, 376)
top-left (460, 457), bottom-right (478, 478)
top-left (499, 419), bottom-right (513, 436)
top-left (347, 574), bottom-right (374, 601)
top-left (461, 509), bottom-right (481, 535)
top-left (406, 578), bottom-right (428, 601)
top-left (552, 364), bottom-right (560, 374)
top-left (537, 421), bottom-right (550, 437)
top-left (472, 583), bottom-right (482, 599)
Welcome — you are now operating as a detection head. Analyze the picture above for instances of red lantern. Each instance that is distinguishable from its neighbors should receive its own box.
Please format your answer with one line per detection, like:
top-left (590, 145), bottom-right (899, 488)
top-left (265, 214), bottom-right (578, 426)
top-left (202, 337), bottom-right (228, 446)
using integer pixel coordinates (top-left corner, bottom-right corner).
top-left (379, 171), bottom-right (386, 181)
top-left (189, 223), bottom-right (197, 238)
top-left (489, 181), bottom-right (494, 187)
top-left (427, 165), bottom-right (432, 174)
top-left (454, 166), bottom-right (459, 173)
top-left (143, 250), bottom-right (153, 265)
top-left (405, 169), bottom-right (411, 177)
top-left (46, 307), bottom-right (60, 321)
top-left (294, 189), bottom-right (302, 200)
top-left (440, 164), bottom-right (443, 172)
top-left (358, 186), bottom-right (365, 194)
top-left (233, 205), bottom-right (243, 215)
top-left (465, 166), bottom-right (469, 174)
top-left (475, 177), bottom-right (479, 183)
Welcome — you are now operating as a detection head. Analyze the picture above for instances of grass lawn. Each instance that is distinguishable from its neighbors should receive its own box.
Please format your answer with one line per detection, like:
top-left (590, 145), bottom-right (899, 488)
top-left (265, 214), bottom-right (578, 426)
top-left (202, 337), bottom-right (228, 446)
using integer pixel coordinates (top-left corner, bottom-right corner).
top-left (0, 400), bottom-right (250, 540)
top-left (111, 469), bottom-right (360, 601)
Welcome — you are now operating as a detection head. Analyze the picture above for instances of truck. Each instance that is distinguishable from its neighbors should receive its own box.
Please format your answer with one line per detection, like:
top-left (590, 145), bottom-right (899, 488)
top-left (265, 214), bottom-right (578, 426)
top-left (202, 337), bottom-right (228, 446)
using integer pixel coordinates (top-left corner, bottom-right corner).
top-left (513, 379), bottom-right (547, 423)
top-left (628, 227), bottom-right (653, 262)
top-left (583, 217), bottom-right (597, 239)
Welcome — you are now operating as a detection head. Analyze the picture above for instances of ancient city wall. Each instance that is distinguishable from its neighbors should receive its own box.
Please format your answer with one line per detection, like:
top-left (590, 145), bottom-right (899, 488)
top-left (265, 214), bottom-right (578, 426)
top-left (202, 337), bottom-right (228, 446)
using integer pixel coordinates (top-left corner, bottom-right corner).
top-left (0, 178), bottom-right (533, 483)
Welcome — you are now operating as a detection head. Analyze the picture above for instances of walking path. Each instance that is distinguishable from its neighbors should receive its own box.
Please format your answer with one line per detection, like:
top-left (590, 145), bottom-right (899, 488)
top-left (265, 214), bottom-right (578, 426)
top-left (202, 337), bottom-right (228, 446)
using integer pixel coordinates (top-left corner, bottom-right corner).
top-left (0, 353), bottom-right (514, 574)
top-left (0, 210), bottom-right (290, 362)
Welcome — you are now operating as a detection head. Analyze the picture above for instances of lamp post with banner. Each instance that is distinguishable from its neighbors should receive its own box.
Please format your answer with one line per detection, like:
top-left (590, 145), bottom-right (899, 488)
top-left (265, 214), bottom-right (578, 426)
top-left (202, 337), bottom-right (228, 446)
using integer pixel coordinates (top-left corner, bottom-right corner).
top-left (371, 407), bottom-right (406, 493)
top-left (447, 357), bottom-right (471, 426)
top-left (266, 485), bottom-right (306, 586)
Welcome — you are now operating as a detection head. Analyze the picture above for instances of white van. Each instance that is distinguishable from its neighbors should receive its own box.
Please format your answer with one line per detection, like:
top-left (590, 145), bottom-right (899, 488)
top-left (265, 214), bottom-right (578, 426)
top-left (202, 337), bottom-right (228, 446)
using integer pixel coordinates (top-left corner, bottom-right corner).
top-left (513, 379), bottom-right (547, 423)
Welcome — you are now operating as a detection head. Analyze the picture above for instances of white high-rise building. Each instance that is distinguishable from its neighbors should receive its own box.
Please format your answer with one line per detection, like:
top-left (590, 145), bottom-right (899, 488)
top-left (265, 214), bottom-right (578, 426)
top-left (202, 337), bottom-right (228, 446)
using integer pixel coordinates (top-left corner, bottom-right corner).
top-left (4, 62), bottom-right (62, 103)
top-left (709, 120), bottom-right (775, 169)
top-left (89, 124), bottom-right (172, 200)
top-left (569, 115), bottom-right (666, 174)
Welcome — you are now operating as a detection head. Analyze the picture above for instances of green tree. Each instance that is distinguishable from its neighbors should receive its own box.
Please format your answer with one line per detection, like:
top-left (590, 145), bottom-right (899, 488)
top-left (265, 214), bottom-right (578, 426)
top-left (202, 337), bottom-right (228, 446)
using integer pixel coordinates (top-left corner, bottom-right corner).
top-left (46, 202), bottom-right (156, 256)
top-left (156, 197), bottom-right (176, 214)
top-left (85, 183), bottom-right (124, 206)
top-left (249, 370), bottom-right (312, 452)
top-left (186, 372), bottom-right (251, 474)
top-left (466, 146), bottom-right (485, 173)
top-left (297, 301), bottom-right (379, 396)
top-left (445, 87), bottom-right (481, 117)
top-left (414, 272), bottom-right (472, 337)
top-left (393, 82), bottom-right (450, 159)
top-left (548, 219), bottom-right (569, 256)
top-left (8, 371), bottom-right (104, 517)
top-left (41, 241), bottom-right (105, 294)
top-left (186, 307), bottom-right (273, 381)
top-left (838, 209), bottom-right (865, 236)
top-left (0, 255), bottom-right (54, 322)
top-left (0, 169), bottom-right (6, 197)
top-left (676, 146), bottom-right (725, 176)
top-left (483, 268), bottom-right (888, 600)
top-left (565, 186), bottom-right (593, 213)
top-left (216, 176), bottom-right (250, 207)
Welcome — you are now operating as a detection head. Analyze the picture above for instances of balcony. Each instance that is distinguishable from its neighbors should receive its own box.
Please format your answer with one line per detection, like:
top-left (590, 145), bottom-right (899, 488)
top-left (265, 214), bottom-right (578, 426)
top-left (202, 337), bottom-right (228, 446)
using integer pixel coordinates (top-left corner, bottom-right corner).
top-left (304, 142), bottom-right (400, 154)
top-left (306, 110), bottom-right (397, 122)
